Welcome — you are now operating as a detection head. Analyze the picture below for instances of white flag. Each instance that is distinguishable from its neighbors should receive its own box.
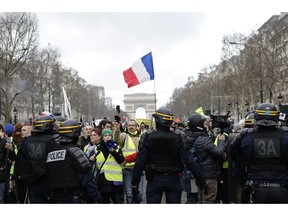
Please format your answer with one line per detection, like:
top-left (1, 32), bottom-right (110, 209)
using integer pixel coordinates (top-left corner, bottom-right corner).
top-left (62, 86), bottom-right (72, 119)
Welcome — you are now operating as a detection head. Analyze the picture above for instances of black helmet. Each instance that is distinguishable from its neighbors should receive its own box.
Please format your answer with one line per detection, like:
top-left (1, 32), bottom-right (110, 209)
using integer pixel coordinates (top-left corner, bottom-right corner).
top-left (187, 114), bottom-right (209, 132)
top-left (55, 116), bottom-right (67, 126)
top-left (58, 120), bottom-right (81, 139)
top-left (244, 112), bottom-right (255, 128)
top-left (254, 103), bottom-right (279, 126)
top-left (34, 115), bottom-right (58, 132)
top-left (152, 107), bottom-right (173, 127)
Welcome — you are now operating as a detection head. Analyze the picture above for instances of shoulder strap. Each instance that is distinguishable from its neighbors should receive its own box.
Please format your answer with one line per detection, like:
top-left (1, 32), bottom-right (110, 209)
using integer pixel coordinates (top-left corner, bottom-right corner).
top-left (93, 151), bottom-right (110, 183)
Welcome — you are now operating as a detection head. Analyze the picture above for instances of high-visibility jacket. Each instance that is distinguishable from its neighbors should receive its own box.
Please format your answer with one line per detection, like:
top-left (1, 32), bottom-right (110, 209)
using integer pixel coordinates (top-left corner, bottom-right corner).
top-left (214, 132), bottom-right (228, 169)
top-left (10, 140), bottom-right (18, 175)
top-left (96, 149), bottom-right (123, 182)
top-left (121, 135), bottom-right (138, 167)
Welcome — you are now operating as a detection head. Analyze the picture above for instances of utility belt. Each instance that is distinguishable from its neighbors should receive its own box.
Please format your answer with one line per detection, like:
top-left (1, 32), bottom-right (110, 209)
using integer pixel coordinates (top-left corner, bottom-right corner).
top-left (53, 187), bottom-right (81, 196)
top-left (256, 182), bottom-right (287, 188)
top-left (153, 171), bottom-right (180, 176)
top-left (246, 180), bottom-right (288, 189)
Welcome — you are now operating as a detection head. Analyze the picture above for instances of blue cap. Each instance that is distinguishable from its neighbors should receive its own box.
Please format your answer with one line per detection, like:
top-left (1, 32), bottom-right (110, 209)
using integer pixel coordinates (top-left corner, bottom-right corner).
top-left (4, 124), bottom-right (14, 137)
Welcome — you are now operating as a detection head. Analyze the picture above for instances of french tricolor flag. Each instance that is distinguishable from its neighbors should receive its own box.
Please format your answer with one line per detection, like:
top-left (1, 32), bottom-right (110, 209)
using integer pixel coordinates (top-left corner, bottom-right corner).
top-left (123, 52), bottom-right (154, 88)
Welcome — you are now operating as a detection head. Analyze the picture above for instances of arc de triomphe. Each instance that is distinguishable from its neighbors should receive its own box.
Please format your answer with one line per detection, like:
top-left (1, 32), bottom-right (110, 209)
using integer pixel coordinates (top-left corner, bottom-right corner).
top-left (123, 93), bottom-right (156, 120)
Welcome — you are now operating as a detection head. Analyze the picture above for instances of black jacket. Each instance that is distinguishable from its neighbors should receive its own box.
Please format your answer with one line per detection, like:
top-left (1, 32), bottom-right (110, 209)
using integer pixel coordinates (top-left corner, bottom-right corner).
top-left (0, 137), bottom-right (16, 182)
top-left (194, 133), bottom-right (226, 179)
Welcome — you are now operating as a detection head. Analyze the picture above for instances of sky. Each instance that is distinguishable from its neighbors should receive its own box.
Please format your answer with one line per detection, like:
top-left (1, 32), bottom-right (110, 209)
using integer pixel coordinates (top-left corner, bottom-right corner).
top-left (35, 11), bottom-right (280, 110)
top-left (2, 1), bottom-right (288, 115)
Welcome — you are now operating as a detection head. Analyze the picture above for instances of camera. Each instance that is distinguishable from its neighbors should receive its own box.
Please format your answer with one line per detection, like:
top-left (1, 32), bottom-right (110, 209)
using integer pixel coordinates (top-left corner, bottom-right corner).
top-left (211, 111), bottom-right (231, 131)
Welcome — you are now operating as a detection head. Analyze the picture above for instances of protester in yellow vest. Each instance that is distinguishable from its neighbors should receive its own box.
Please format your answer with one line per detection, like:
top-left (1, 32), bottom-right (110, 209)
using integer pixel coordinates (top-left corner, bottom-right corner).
top-left (113, 119), bottom-right (143, 203)
top-left (214, 129), bottom-right (230, 203)
top-left (95, 129), bottom-right (125, 203)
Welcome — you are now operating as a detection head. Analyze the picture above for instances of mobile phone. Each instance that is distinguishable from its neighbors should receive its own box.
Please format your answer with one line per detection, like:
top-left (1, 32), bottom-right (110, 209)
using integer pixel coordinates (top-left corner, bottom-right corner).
top-left (114, 115), bottom-right (121, 122)
top-left (116, 105), bottom-right (120, 114)
top-left (6, 137), bottom-right (12, 143)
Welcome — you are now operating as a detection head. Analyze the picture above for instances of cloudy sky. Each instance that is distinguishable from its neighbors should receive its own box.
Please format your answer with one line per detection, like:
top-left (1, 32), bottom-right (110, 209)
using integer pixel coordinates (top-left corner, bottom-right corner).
top-left (3, 1), bottom-right (287, 114)
top-left (36, 11), bottom-right (280, 109)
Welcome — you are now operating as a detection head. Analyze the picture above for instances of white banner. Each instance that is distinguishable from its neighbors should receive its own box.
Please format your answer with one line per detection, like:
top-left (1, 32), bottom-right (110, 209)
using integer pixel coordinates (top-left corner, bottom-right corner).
top-left (62, 86), bottom-right (72, 119)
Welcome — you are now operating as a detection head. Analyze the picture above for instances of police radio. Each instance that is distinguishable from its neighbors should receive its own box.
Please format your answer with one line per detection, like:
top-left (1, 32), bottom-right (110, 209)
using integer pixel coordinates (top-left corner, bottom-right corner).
top-left (279, 104), bottom-right (288, 126)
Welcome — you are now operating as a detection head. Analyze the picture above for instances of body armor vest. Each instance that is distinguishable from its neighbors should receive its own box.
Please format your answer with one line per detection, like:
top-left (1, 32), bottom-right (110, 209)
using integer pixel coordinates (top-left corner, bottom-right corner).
top-left (26, 134), bottom-right (52, 179)
top-left (250, 130), bottom-right (287, 173)
top-left (148, 130), bottom-right (183, 173)
top-left (46, 146), bottom-right (83, 189)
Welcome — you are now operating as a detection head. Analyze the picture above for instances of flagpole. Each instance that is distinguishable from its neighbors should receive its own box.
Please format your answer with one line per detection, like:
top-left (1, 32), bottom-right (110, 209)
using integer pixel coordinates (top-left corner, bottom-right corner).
top-left (153, 79), bottom-right (157, 111)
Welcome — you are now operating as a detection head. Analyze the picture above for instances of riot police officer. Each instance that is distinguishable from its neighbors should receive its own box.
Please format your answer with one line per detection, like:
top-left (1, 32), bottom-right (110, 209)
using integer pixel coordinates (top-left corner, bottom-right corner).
top-left (46, 119), bottom-right (101, 203)
top-left (231, 102), bottom-right (288, 203)
top-left (244, 112), bottom-right (255, 128)
top-left (16, 114), bottom-right (59, 203)
top-left (131, 107), bottom-right (205, 203)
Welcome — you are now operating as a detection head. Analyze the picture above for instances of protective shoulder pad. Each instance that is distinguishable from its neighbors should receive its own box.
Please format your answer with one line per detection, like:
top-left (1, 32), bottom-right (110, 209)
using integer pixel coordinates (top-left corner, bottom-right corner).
top-left (68, 147), bottom-right (92, 173)
top-left (280, 126), bottom-right (288, 132)
top-left (174, 129), bottom-right (181, 135)
top-left (145, 129), bottom-right (153, 135)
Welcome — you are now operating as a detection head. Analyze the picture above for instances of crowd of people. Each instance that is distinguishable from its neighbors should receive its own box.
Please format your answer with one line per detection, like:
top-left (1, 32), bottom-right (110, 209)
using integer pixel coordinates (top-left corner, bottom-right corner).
top-left (0, 101), bottom-right (288, 204)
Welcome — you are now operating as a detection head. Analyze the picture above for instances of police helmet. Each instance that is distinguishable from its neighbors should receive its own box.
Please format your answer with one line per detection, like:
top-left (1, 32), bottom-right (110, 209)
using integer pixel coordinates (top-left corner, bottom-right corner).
top-left (55, 116), bottom-right (67, 126)
top-left (58, 120), bottom-right (81, 138)
top-left (254, 103), bottom-right (279, 126)
top-left (187, 113), bottom-right (209, 132)
top-left (244, 112), bottom-right (255, 128)
top-left (34, 115), bottom-right (58, 132)
top-left (152, 107), bottom-right (174, 127)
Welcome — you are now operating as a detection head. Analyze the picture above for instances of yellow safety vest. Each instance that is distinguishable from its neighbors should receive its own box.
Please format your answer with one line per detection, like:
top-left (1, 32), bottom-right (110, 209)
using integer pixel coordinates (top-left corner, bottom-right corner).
top-left (83, 145), bottom-right (88, 153)
top-left (122, 135), bottom-right (138, 167)
top-left (214, 132), bottom-right (228, 169)
top-left (10, 141), bottom-right (18, 175)
top-left (96, 150), bottom-right (123, 182)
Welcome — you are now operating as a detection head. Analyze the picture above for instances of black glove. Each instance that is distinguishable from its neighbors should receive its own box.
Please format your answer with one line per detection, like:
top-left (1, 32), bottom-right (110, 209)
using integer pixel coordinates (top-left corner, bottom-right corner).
top-left (195, 178), bottom-right (209, 195)
top-left (132, 185), bottom-right (139, 197)
top-left (132, 185), bottom-right (143, 203)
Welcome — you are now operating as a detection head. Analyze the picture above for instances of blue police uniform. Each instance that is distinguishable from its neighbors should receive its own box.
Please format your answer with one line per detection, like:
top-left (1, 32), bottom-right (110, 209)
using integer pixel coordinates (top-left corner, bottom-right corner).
top-left (132, 108), bottom-right (204, 203)
top-left (20, 132), bottom-right (57, 203)
top-left (236, 127), bottom-right (288, 203)
top-left (47, 145), bottom-right (101, 203)
top-left (132, 127), bottom-right (203, 203)
top-left (232, 103), bottom-right (288, 203)
top-left (46, 119), bottom-right (101, 203)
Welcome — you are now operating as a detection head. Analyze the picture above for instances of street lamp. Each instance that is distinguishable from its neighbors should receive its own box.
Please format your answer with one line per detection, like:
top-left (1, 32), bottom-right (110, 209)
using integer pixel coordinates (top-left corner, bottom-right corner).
top-left (13, 107), bottom-right (17, 125)
top-left (0, 89), bottom-right (1, 121)
top-left (229, 41), bottom-right (264, 103)
top-left (245, 101), bottom-right (250, 113)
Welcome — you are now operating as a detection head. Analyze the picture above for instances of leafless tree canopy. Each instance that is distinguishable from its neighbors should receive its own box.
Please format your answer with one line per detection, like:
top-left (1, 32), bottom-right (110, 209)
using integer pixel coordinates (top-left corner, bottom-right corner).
top-left (0, 12), bottom-right (117, 124)
top-left (167, 13), bottom-right (288, 123)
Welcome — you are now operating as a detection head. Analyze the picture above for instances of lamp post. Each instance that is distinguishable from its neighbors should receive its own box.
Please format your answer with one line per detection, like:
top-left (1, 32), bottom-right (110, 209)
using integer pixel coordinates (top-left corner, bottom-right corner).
top-left (0, 89), bottom-right (1, 121)
top-left (245, 101), bottom-right (250, 113)
top-left (229, 41), bottom-right (264, 103)
top-left (13, 107), bottom-right (17, 125)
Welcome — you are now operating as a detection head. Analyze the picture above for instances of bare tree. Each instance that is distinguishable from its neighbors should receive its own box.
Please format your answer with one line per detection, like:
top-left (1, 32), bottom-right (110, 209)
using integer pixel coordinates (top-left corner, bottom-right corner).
top-left (0, 12), bottom-right (38, 123)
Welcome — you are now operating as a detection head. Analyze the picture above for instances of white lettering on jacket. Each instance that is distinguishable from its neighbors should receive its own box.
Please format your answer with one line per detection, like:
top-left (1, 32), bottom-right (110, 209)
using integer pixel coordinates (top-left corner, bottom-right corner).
top-left (47, 150), bottom-right (66, 162)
